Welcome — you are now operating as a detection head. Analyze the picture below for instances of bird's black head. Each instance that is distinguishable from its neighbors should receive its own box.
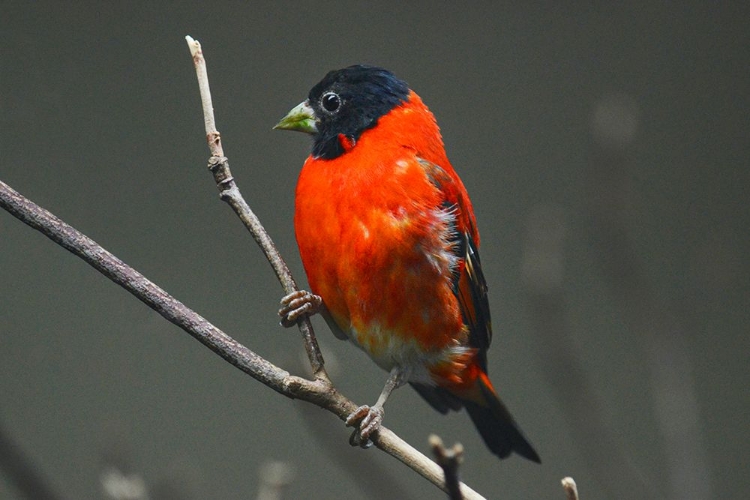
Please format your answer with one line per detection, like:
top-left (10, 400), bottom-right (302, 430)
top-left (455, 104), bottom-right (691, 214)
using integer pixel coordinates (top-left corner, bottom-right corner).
top-left (275, 65), bottom-right (410, 159)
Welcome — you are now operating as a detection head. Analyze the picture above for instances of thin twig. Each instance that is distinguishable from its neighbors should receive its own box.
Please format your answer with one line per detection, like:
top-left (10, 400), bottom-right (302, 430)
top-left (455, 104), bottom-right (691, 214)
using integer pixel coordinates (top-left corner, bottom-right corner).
top-left (429, 435), bottom-right (464, 500)
top-left (561, 477), bottom-right (579, 500)
top-left (186, 35), bottom-right (328, 381)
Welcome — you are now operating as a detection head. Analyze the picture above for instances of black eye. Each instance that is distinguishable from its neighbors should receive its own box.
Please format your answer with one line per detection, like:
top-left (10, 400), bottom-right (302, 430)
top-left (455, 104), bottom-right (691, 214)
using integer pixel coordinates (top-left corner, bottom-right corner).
top-left (321, 92), bottom-right (341, 113)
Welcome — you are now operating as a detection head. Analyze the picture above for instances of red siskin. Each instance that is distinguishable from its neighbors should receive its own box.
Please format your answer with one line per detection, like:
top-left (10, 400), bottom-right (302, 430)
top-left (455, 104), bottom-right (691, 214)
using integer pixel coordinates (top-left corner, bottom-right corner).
top-left (275, 65), bottom-right (539, 463)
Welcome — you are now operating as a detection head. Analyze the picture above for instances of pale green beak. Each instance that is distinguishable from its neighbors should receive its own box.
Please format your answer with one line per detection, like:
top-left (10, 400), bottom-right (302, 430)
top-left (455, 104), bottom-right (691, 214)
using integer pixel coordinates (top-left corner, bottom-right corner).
top-left (273, 100), bottom-right (318, 134)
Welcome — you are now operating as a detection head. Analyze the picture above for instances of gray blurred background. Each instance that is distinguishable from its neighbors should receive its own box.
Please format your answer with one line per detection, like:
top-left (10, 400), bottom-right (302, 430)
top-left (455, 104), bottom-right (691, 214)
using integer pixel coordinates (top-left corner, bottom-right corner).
top-left (1, 2), bottom-right (748, 499)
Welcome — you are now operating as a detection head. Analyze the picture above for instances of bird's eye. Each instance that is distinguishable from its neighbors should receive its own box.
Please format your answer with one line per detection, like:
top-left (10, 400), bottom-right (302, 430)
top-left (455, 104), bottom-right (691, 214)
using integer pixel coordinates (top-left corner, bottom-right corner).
top-left (321, 92), bottom-right (342, 113)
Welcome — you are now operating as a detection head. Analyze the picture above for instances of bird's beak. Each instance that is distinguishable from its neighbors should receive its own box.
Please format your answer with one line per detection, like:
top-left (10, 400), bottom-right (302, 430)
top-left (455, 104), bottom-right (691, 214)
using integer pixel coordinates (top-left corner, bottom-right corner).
top-left (273, 100), bottom-right (318, 134)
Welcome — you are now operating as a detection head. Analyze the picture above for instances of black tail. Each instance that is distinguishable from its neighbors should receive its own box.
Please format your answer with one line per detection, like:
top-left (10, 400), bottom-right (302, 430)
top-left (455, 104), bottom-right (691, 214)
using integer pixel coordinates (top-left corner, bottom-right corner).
top-left (411, 381), bottom-right (540, 463)
top-left (464, 378), bottom-right (541, 463)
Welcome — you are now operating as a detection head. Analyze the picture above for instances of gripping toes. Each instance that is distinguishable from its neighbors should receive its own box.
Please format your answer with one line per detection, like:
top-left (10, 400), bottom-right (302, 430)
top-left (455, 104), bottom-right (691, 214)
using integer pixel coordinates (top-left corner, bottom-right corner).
top-left (346, 405), bottom-right (384, 448)
top-left (279, 290), bottom-right (322, 327)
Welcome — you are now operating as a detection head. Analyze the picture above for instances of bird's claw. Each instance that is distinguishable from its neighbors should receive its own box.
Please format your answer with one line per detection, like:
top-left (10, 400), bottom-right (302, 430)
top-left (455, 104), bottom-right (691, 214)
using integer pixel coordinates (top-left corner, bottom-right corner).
top-left (279, 290), bottom-right (322, 327)
top-left (346, 405), bottom-right (384, 448)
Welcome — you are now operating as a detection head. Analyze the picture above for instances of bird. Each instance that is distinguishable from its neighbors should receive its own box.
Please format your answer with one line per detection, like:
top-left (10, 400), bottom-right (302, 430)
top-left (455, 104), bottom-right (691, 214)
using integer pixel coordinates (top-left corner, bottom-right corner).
top-left (274, 65), bottom-right (540, 463)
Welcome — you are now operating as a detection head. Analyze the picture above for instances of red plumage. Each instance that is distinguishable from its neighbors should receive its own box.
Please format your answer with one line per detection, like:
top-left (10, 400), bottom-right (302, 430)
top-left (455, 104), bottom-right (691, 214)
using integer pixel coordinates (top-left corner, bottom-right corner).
top-left (277, 66), bottom-right (539, 462)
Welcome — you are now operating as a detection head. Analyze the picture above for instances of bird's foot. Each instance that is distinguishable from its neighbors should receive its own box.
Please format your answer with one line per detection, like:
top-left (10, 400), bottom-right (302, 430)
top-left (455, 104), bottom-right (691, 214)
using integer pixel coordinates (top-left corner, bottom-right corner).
top-left (346, 405), bottom-right (384, 448)
top-left (279, 290), bottom-right (323, 327)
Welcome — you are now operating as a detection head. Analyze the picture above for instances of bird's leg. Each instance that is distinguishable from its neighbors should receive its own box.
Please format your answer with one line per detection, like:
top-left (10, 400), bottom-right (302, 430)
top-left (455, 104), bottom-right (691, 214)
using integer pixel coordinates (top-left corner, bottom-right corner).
top-left (346, 366), bottom-right (408, 448)
top-left (279, 290), bottom-right (323, 327)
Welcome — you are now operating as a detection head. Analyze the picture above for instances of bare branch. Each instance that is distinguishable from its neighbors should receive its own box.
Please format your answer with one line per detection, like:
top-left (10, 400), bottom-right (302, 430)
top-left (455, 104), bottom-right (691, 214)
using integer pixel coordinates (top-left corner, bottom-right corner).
top-left (186, 35), bottom-right (219, 155)
top-left (429, 435), bottom-right (464, 500)
top-left (0, 179), bottom-right (288, 391)
top-left (184, 35), bottom-right (328, 381)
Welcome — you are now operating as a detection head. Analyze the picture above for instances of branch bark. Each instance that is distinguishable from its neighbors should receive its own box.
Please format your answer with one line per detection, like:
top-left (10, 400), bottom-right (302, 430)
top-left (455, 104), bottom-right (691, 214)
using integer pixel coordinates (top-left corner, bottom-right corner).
top-left (186, 36), bottom-right (327, 381)
top-left (429, 434), bottom-right (464, 500)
